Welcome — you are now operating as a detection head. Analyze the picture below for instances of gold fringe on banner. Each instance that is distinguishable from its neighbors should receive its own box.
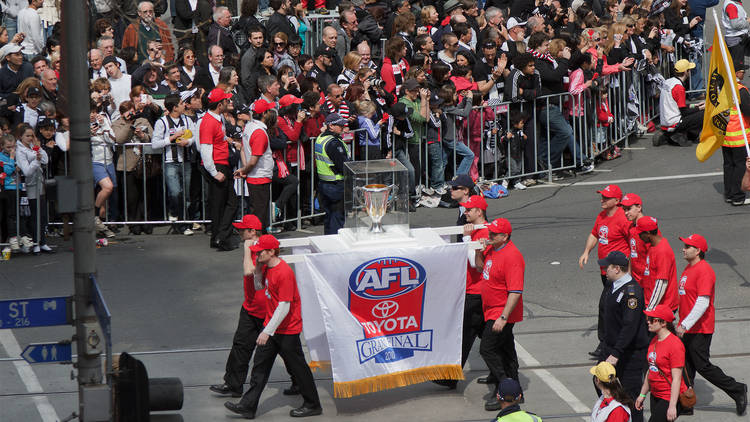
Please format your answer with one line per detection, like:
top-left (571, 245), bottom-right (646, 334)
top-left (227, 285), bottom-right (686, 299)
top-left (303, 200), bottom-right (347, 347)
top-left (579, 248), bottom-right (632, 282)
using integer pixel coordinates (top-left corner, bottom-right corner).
top-left (308, 360), bottom-right (331, 372)
top-left (333, 364), bottom-right (464, 398)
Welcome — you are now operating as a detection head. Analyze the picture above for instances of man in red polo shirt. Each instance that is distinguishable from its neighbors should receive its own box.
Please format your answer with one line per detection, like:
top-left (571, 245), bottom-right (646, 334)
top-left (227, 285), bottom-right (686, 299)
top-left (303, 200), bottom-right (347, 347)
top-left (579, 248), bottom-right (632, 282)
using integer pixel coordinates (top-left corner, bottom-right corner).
top-left (200, 88), bottom-right (238, 251)
top-left (636, 216), bottom-right (678, 311)
top-left (621, 193), bottom-right (649, 287)
top-left (225, 235), bottom-right (322, 419)
top-left (578, 184), bottom-right (630, 359)
top-left (474, 218), bottom-right (524, 411)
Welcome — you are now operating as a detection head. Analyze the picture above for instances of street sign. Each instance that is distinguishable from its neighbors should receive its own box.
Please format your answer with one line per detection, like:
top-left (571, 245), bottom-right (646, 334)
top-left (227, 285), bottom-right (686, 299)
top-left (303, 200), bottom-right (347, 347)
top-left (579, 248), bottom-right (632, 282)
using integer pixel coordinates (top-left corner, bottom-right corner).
top-left (21, 342), bottom-right (72, 364)
top-left (0, 297), bottom-right (71, 329)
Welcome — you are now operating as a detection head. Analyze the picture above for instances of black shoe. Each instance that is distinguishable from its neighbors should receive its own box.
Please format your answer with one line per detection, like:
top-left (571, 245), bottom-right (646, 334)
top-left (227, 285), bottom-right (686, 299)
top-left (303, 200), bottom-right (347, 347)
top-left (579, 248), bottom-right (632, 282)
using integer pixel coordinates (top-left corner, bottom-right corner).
top-left (217, 240), bottom-right (237, 251)
top-left (431, 379), bottom-right (458, 389)
top-left (736, 383), bottom-right (748, 416)
top-left (679, 407), bottom-right (694, 416)
top-left (210, 240), bottom-right (220, 249)
top-left (130, 226), bottom-right (141, 235)
top-left (588, 345), bottom-right (603, 358)
top-left (210, 383), bottom-right (242, 397)
top-left (476, 375), bottom-right (497, 385)
top-left (283, 384), bottom-right (301, 395)
top-left (653, 134), bottom-right (665, 147)
top-left (484, 397), bottom-right (502, 411)
top-left (409, 201), bottom-right (417, 212)
top-left (224, 401), bottom-right (255, 419)
top-left (289, 406), bottom-right (322, 417)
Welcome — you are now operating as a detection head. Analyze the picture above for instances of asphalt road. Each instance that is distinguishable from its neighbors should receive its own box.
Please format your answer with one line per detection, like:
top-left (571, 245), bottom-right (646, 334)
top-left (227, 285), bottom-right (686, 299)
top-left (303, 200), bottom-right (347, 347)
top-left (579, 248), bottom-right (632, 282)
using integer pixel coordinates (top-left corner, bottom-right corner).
top-left (1, 124), bottom-right (749, 422)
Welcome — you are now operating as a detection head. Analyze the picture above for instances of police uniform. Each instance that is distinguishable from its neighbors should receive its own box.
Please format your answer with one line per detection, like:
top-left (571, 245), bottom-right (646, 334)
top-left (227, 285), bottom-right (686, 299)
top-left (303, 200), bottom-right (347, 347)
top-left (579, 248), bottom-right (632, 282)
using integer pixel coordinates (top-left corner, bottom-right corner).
top-left (493, 404), bottom-right (542, 422)
top-left (314, 114), bottom-right (350, 235)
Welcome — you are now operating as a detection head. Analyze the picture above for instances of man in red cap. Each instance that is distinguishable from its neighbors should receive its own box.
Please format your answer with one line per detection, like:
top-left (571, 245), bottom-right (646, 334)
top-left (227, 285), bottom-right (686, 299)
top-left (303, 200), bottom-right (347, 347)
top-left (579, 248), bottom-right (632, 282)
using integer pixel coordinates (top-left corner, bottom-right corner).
top-left (578, 184), bottom-right (630, 359)
top-left (235, 99), bottom-right (277, 231)
top-left (675, 234), bottom-right (747, 416)
top-left (620, 193), bottom-right (649, 287)
top-left (200, 88), bottom-right (238, 251)
top-left (225, 235), bottom-right (322, 418)
top-left (434, 195), bottom-right (490, 389)
top-left (474, 218), bottom-right (524, 411)
top-left (637, 216), bottom-right (678, 312)
top-left (211, 214), bottom-right (297, 397)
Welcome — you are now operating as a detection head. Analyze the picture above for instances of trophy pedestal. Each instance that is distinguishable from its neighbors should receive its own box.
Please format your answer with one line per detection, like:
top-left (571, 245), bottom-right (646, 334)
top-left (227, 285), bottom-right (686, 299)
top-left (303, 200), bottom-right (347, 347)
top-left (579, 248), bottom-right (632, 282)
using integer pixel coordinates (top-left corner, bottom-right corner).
top-left (306, 227), bottom-right (446, 255)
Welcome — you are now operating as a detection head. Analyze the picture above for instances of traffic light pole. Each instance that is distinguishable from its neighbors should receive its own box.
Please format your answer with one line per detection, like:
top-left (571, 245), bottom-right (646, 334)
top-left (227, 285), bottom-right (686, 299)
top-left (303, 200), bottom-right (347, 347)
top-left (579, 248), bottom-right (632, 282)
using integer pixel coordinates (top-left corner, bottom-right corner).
top-left (61, 1), bottom-right (108, 420)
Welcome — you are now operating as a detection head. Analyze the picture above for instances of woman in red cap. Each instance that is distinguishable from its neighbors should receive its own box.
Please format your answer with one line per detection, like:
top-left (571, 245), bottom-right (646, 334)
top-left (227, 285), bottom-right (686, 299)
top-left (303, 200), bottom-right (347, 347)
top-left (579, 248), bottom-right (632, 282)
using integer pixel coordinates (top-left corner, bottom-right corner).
top-left (675, 234), bottom-right (747, 416)
top-left (635, 305), bottom-right (687, 422)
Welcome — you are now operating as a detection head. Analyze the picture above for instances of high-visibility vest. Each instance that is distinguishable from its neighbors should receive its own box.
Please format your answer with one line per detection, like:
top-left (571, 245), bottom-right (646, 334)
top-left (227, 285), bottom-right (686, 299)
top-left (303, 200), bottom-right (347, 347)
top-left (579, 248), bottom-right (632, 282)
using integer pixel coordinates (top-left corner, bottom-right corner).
top-left (724, 83), bottom-right (750, 148)
top-left (314, 134), bottom-right (349, 181)
top-left (496, 410), bottom-right (543, 422)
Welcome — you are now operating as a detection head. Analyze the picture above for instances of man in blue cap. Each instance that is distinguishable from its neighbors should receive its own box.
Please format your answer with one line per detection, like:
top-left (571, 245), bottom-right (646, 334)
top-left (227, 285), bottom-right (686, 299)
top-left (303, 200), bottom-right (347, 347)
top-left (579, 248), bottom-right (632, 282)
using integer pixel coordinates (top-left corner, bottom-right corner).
top-left (492, 378), bottom-right (541, 421)
top-left (314, 113), bottom-right (350, 235)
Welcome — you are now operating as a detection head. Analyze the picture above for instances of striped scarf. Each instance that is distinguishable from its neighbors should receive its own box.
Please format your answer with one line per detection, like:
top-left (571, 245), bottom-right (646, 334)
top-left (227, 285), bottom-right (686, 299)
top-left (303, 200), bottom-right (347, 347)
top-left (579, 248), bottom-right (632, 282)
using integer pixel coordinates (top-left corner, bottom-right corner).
top-left (528, 48), bottom-right (557, 69)
top-left (325, 98), bottom-right (349, 119)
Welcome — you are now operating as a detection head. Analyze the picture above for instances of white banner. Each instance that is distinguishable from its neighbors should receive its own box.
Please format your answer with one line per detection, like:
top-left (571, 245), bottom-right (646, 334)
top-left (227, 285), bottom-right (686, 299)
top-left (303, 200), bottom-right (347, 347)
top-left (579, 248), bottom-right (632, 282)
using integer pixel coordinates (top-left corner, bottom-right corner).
top-left (298, 243), bottom-right (467, 397)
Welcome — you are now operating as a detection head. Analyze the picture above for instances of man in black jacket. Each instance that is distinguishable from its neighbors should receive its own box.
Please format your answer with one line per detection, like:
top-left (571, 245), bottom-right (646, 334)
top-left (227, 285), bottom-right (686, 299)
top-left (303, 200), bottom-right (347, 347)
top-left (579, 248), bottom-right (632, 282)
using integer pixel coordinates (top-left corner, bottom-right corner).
top-left (265, 0), bottom-right (296, 40)
top-left (208, 7), bottom-right (239, 66)
top-left (194, 45), bottom-right (224, 90)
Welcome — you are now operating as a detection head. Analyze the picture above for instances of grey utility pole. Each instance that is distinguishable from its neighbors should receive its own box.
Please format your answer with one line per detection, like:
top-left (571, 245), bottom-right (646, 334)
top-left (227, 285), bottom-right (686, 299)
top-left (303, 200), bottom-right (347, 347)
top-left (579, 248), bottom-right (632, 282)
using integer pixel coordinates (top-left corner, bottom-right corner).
top-left (61, 1), bottom-right (108, 420)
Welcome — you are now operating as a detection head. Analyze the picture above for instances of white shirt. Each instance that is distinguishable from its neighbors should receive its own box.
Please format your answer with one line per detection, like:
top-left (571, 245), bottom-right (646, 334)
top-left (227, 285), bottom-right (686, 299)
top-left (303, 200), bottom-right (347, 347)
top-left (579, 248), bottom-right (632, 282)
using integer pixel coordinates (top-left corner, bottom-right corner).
top-left (17, 7), bottom-right (43, 55)
top-left (209, 65), bottom-right (221, 86)
top-left (20, 103), bottom-right (39, 128)
top-left (108, 73), bottom-right (132, 121)
top-left (91, 66), bottom-right (107, 81)
top-left (182, 65), bottom-right (196, 81)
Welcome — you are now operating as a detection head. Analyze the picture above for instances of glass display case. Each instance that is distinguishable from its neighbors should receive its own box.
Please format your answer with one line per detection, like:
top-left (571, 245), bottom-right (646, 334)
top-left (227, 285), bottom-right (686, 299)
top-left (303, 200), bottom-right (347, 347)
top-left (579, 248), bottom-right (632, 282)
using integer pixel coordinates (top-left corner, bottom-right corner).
top-left (341, 159), bottom-right (410, 243)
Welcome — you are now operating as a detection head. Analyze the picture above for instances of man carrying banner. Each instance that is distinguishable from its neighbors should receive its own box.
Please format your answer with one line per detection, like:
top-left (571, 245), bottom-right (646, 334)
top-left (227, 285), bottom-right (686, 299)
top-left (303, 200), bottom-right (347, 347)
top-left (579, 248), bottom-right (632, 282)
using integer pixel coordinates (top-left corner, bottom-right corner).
top-left (225, 234), bottom-right (322, 419)
top-left (657, 59), bottom-right (705, 147)
top-left (475, 218), bottom-right (524, 411)
top-left (722, 63), bottom-right (750, 205)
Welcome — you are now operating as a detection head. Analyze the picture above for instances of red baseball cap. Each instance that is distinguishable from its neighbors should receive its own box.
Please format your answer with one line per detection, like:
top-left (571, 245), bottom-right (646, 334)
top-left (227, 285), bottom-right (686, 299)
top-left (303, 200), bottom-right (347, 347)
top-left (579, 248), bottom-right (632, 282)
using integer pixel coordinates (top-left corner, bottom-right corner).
top-left (597, 184), bottom-right (622, 199)
top-left (679, 233), bottom-right (708, 252)
top-left (253, 98), bottom-right (277, 114)
top-left (207, 88), bottom-right (232, 103)
top-left (636, 216), bottom-right (658, 233)
top-left (233, 214), bottom-right (262, 230)
top-left (279, 94), bottom-right (304, 108)
top-left (620, 193), bottom-right (642, 207)
top-left (644, 304), bottom-right (675, 322)
top-left (460, 195), bottom-right (488, 211)
top-left (250, 234), bottom-right (280, 252)
top-left (487, 218), bottom-right (512, 234)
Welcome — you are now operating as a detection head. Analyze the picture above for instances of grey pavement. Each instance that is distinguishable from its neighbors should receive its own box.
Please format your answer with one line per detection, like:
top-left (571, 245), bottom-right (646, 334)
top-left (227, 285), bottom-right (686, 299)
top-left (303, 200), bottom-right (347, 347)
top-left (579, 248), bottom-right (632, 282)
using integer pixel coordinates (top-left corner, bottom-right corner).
top-left (1, 133), bottom-right (749, 422)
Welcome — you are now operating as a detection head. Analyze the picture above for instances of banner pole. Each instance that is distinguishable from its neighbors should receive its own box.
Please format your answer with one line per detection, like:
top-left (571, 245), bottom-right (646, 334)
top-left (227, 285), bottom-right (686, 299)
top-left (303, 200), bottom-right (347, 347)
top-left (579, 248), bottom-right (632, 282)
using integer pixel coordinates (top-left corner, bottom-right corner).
top-left (712, 9), bottom-right (750, 155)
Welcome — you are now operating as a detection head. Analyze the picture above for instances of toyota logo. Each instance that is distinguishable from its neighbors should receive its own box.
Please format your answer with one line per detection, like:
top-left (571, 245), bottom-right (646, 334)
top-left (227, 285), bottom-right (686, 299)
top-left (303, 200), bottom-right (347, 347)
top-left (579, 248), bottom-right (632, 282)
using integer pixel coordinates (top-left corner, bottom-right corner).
top-left (371, 300), bottom-right (399, 319)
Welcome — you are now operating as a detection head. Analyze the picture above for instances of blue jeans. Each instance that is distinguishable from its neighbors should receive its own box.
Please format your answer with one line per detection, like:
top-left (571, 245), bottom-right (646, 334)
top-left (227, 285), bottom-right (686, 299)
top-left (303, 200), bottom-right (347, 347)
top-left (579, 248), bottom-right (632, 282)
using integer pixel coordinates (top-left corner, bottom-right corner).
top-left (164, 161), bottom-right (191, 218)
top-left (2, 16), bottom-right (16, 38)
top-left (539, 105), bottom-right (581, 168)
top-left (318, 180), bottom-right (344, 235)
top-left (395, 147), bottom-right (416, 195)
top-left (427, 142), bottom-right (445, 188)
top-left (442, 139), bottom-right (474, 176)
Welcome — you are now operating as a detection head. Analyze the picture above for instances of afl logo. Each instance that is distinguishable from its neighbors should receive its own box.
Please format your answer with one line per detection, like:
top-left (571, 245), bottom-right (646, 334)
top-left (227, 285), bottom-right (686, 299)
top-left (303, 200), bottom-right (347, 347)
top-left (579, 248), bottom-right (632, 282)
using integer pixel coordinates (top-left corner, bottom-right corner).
top-left (349, 257), bottom-right (427, 300)
top-left (372, 300), bottom-right (399, 318)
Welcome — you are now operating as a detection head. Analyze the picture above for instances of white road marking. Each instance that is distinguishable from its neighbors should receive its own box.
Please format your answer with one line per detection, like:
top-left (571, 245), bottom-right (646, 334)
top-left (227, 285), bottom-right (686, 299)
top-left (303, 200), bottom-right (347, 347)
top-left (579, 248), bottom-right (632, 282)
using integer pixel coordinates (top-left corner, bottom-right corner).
top-left (0, 330), bottom-right (59, 422)
top-left (592, 169), bottom-right (613, 172)
top-left (531, 171), bottom-right (722, 188)
top-left (515, 341), bottom-right (590, 421)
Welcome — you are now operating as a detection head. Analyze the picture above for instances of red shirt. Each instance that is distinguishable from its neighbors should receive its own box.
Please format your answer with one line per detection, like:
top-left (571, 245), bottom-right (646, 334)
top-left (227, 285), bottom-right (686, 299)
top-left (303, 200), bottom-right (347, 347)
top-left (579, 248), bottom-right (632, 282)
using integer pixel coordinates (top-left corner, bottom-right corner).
top-left (242, 250), bottom-right (267, 319)
top-left (591, 208), bottom-right (630, 274)
top-left (246, 128), bottom-right (271, 184)
top-left (199, 112), bottom-right (229, 166)
top-left (647, 333), bottom-right (687, 401)
top-left (670, 84), bottom-right (687, 108)
top-left (481, 240), bottom-right (524, 322)
top-left (595, 397), bottom-right (630, 422)
top-left (643, 238), bottom-right (678, 310)
top-left (628, 221), bottom-right (651, 285)
top-left (466, 227), bottom-right (489, 295)
top-left (263, 259), bottom-right (303, 335)
top-left (678, 260), bottom-right (716, 334)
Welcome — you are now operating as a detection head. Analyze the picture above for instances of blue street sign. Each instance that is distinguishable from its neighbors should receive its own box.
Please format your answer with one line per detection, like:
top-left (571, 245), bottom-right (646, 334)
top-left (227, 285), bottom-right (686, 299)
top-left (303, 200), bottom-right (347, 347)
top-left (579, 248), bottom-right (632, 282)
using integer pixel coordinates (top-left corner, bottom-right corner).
top-left (0, 297), bottom-right (70, 329)
top-left (21, 342), bottom-right (72, 364)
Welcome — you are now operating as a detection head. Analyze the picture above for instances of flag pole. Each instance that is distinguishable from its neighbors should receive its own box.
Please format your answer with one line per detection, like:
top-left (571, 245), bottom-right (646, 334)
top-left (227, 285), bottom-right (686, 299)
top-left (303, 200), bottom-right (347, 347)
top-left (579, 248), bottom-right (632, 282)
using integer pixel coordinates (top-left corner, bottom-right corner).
top-left (712, 9), bottom-right (750, 155)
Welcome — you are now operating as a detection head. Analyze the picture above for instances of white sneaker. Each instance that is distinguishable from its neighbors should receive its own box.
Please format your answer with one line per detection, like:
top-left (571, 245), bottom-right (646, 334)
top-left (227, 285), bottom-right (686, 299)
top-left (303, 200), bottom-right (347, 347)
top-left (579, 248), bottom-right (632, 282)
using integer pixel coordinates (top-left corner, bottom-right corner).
top-left (32, 245), bottom-right (40, 254)
top-left (168, 215), bottom-right (178, 222)
top-left (94, 216), bottom-right (107, 232)
top-left (522, 179), bottom-right (537, 187)
top-left (422, 187), bottom-right (435, 196)
top-left (40, 244), bottom-right (53, 252)
top-left (501, 179), bottom-right (509, 188)
top-left (435, 186), bottom-right (447, 195)
top-left (513, 182), bottom-right (527, 190)
top-left (9, 236), bottom-right (20, 252)
top-left (103, 228), bottom-right (116, 238)
top-left (21, 236), bottom-right (34, 249)
top-left (183, 228), bottom-right (194, 236)
top-left (578, 163), bottom-right (595, 174)
top-left (192, 223), bottom-right (202, 231)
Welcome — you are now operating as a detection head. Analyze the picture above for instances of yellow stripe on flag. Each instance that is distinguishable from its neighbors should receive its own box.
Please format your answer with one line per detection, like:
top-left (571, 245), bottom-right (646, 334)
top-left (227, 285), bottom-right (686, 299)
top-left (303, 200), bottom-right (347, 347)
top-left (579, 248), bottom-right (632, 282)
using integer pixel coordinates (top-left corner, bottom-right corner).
top-left (698, 29), bottom-right (737, 162)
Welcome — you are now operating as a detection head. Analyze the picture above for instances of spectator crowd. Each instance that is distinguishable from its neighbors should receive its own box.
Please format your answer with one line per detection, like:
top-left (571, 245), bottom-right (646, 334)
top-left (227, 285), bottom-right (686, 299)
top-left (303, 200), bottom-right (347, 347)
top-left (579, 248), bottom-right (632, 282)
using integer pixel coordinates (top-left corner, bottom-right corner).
top-left (0, 0), bottom-right (713, 254)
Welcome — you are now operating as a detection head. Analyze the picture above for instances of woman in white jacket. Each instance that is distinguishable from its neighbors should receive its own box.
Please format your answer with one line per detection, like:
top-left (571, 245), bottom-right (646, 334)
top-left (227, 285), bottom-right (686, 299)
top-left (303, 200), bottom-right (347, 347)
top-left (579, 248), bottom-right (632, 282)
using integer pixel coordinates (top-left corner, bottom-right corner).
top-left (90, 102), bottom-right (116, 238)
top-left (15, 122), bottom-right (52, 254)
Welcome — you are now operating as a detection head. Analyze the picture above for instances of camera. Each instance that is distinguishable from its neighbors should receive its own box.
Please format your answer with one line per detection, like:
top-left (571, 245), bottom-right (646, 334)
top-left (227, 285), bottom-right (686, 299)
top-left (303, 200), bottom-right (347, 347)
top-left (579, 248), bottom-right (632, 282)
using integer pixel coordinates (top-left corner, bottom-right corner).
top-left (368, 77), bottom-right (386, 88)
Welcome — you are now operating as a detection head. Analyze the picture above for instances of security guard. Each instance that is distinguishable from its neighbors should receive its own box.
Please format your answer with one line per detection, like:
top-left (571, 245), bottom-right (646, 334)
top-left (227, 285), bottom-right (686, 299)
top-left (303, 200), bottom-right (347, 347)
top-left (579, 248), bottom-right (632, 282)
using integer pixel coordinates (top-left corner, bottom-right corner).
top-left (597, 250), bottom-right (649, 422)
top-left (492, 378), bottom-right (542, 422)
top-left (722, 63), bottom-right (750, 206)
top-left (314, 113), bottom-right (350, 235)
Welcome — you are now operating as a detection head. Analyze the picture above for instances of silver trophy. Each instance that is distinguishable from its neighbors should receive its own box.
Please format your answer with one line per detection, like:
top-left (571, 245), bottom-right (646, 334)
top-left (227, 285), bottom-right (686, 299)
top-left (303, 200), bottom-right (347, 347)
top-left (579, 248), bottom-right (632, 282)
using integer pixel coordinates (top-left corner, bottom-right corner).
top-left (354, 183), bottom-right (399, 233)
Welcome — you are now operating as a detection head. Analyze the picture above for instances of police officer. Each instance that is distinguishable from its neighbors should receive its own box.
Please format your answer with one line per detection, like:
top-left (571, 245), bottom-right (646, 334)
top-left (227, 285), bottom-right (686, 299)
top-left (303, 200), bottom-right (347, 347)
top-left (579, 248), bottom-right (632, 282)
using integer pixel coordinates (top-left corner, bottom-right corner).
top-left (492, 378), bottom-right (541, 421)
top-left (597, 250), bottom-right (649, 422)
top-left (722, 63), bottom-right (750, 206)
top-left (314, 113), bottom-right (350, 235)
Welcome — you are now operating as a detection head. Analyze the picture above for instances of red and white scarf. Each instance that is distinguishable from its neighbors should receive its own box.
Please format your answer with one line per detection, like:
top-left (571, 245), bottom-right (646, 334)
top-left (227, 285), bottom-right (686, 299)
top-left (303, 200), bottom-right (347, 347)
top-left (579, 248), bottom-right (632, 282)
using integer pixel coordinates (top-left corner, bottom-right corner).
top-left (528, 48), bottom-right (557, 69)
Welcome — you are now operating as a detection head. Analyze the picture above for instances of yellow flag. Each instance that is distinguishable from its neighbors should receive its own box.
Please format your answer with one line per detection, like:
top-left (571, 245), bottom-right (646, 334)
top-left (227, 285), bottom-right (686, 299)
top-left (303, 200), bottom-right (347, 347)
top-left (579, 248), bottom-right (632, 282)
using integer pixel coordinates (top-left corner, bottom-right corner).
top-left (697, 29), bottom-right (737, 162)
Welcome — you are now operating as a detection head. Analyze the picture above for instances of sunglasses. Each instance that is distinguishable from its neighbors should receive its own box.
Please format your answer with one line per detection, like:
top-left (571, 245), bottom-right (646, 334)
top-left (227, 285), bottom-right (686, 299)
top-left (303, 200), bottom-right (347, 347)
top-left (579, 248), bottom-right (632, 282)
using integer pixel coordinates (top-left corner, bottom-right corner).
top-left (451, 185), bottom-right (466, 191)
top-left (450, 43), bottom-right (459, 47)
top-left (275, 42), bottom-right (287, 47)
top-left (593, 38), bottom-right (601, 42)
top-left (627, 24), bottom-right (635, 28)
top-left (646, 317), bottom-right (664, 324)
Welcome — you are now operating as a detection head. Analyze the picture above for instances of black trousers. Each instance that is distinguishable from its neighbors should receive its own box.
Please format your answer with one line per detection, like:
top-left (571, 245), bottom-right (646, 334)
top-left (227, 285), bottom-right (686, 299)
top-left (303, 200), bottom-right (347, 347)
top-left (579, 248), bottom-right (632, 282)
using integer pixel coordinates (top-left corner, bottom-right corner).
top-left (648, 394), bottom-right (684, 422)
top-left (682, 333), bottom-right (745, 400)
top-left (224, 308), bottom-right (265, 392)
top-left (238, 333), bottom-right (320, 412)
top-left (28, 196), bottom-right (47, 246)
top-left (272, 172), bottom-right (299, 222)
top-left (617, 350), bottom-right (646, 422)
top-left (479, 321), bottom-right (518, 391)
top-left (722, 146), bottom-right (749, 202)
top-left (247, 182), bottom-right (271, 231)
top-left (208, 164), bottom-right (238, 243)
top-left (598, 274), bottom-right (608, 343)
top-left (408, 143), bottom-right (422, 188)
top-left (461, 293), bottom-right (485, 368)
top-left (675, 111), bottom-right (703, 142)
